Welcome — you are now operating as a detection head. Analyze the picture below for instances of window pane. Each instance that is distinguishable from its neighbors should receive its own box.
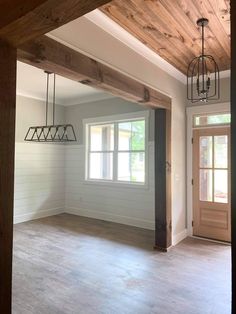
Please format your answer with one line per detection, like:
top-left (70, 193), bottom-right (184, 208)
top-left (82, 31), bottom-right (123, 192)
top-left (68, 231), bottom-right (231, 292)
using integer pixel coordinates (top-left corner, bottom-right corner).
top-left (214, 170), bottom-right (228, 203)
top-left (200, 136), bottom-right (212, 168)
top-left (118, 152), bottom-right (145, 183)
top-left (214, 135), bottom-right (228, 168)
top-left (90, 124), bottom-right (114, 151)
top-left (200, 169), bottom-right (213, 201)
top-left (118, 122), bottom-right (131, 150)
top-left (208, 114), bottom-right (230, 125)
top-left (194, 113), bottom-right (230, 127)
top-left (131, 120), bottom-right (145, 150)
top-left (118, 120), bottom-right (145, 151)
top-left (89, 153), bottom-right (113, 180)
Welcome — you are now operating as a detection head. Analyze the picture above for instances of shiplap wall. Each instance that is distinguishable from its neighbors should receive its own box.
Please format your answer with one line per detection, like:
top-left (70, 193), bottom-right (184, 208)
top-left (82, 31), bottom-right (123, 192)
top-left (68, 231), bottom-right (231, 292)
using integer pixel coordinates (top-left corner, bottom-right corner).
top-left (65, 143), bottom-right (155, 230)
top-left (14, 143), bottom-right (65, 223)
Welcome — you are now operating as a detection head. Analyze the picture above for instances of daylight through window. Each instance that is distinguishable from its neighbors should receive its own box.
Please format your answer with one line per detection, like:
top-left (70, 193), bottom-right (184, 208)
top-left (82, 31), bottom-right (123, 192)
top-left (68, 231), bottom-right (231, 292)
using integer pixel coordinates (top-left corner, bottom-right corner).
top-left (85, 113), bottom-right (147, 184)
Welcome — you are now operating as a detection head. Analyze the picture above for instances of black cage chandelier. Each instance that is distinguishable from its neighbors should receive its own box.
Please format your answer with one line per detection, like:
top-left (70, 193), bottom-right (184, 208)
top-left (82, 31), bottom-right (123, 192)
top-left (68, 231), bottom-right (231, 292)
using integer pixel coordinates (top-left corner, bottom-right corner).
top-left (187, 18), bottom-right (220, 103)
top-left (25, 71), bottom-right (77, 142)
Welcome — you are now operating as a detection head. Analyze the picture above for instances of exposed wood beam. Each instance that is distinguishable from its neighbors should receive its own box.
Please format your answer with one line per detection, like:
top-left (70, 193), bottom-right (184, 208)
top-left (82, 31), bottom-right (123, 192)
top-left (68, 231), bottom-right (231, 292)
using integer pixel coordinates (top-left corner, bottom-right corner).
top-left (231, 0), bottom-right (235, 312)
top-left (0, 40), bottom-right (17, 313)
top-left (0, 0), bottom-right (111, 47)
top-left (17, 35), bottom-right (171, 109)
top-left (154, 109), bottom-right (172, 251)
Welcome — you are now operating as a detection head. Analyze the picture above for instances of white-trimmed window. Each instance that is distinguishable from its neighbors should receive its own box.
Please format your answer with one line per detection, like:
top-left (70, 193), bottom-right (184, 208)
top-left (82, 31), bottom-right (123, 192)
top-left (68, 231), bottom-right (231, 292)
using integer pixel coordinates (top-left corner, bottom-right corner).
top-left (84, 111), bottom-right (148, 185)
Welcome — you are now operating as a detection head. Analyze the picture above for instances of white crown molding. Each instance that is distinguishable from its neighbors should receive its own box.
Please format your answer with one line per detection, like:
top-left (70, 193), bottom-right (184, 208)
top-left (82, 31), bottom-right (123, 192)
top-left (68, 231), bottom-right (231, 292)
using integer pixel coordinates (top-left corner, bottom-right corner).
top-left (84, 10), bottom-right (231, 84)
top-left (16, 91), bottom-right (46, 103)
top-left (60, 92), bottom-right (115, 106)
top-left (47, 32), bottom-right (172, 99)
top-left (85, 9), bottom-right (186, 84)
top-left (219, 70), bottom-right (231, 79)
top-left (17, 89), bottom-right (115, 107)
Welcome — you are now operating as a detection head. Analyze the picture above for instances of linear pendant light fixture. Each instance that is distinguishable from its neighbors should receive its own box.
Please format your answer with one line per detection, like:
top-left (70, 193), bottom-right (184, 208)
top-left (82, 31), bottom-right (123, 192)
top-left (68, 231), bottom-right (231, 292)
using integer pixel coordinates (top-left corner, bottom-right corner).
top-left (187, 18), bottom-right (220, 103)
top-left (25, 71), bottom-right (77, 142)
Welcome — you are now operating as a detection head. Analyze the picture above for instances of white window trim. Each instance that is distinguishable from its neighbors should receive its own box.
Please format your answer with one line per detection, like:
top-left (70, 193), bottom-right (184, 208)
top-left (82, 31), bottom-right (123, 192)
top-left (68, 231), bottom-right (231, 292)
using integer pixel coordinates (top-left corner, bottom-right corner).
top-left (83, 111), bottom-right (149, 188)
top-left (186, 102), bottom-right (230, 237)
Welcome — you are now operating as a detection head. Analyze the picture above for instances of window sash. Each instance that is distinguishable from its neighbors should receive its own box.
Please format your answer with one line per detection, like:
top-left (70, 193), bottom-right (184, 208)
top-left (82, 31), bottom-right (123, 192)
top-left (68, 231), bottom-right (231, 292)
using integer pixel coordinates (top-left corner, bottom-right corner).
top-left (86, 118), bottom-right (146, 184)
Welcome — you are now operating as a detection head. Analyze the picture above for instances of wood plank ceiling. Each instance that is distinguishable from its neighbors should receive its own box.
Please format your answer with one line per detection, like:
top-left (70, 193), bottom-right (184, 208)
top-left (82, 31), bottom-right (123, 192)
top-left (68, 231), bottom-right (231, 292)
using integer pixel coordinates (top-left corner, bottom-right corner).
top-left (101, 0), bottom-right (230, 75)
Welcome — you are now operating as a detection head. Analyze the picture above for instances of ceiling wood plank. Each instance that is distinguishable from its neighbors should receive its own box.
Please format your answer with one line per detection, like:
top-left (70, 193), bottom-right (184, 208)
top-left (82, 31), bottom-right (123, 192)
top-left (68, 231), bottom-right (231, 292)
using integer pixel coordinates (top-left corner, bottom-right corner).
top-left (17, 35), bottom-right (171, 109)
top-left (101, 0), bottom-right (230, 74)
top-left (0, 0), bottom-right (112, 47)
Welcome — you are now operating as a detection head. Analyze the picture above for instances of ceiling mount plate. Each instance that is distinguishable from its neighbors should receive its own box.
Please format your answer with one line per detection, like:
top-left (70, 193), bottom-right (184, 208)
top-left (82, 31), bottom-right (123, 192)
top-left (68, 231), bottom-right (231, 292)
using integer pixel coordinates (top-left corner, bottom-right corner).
top-left (197, 18), bottom-right (209, 27)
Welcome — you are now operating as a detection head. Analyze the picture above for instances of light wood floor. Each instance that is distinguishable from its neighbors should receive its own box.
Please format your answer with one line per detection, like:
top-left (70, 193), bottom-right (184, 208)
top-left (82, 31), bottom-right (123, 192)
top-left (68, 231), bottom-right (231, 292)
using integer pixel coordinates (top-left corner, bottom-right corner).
top-left (13, 214), bottom-right (231, 314)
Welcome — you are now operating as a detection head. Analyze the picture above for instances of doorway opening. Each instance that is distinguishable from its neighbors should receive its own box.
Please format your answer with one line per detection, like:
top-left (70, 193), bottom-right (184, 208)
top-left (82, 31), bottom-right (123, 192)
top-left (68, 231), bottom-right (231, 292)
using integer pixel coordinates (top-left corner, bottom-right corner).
top-left (187, 103), bottom-right (231, 243)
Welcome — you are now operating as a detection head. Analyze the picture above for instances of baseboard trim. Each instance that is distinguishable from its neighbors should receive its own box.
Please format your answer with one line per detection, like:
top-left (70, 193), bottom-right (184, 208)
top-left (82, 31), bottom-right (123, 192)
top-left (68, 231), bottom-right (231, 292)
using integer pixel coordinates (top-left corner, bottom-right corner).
top-left (172, 229), bottom-right (188, 246)
top-left (14, 207), bottom-right (64, 224)
top-left (65, 207), bottom-right (155, 230)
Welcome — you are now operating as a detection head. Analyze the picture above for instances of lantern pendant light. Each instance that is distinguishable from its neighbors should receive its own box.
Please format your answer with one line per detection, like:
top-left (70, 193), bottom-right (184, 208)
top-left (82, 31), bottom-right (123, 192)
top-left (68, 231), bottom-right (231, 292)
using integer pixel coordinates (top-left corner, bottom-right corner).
top-left (25, 71), bottom-right (77, 142)
top-left (187, 18), bottom-right (220, 103)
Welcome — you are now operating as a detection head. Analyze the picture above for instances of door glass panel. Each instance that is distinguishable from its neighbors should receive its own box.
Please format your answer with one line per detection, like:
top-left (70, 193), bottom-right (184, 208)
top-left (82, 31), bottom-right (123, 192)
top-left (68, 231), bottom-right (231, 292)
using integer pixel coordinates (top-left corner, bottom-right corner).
top-left (200, 169), bottom-right (213, 201)
top-left (214, 170), bottom-right (228, 203)
top-left (200, 136), bottom-right (212, 168)
top-left (214, 136), bottom-right (228, 168)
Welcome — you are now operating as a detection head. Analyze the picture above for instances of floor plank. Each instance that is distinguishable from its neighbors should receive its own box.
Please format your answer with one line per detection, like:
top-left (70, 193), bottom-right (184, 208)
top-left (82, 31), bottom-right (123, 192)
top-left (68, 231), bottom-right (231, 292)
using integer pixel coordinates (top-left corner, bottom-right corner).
top-left (12, 214), bottom-right (231, 314)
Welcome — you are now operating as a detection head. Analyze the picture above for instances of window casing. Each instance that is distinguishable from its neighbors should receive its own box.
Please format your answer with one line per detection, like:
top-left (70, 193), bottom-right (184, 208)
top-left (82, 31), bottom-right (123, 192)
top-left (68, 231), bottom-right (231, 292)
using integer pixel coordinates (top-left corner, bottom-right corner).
top-left (85, 111), bottom-right (148, 185)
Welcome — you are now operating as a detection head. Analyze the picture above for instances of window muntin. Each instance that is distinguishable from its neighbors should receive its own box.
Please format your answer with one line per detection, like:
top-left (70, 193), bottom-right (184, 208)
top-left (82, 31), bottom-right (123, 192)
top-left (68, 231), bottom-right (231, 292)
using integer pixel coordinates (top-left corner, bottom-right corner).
top-left (194, 113), bottom-right (230, 127)
top-left (199, 134), bottom-right (229, 203)
top-left (86, 114), bottom-right (147, 185)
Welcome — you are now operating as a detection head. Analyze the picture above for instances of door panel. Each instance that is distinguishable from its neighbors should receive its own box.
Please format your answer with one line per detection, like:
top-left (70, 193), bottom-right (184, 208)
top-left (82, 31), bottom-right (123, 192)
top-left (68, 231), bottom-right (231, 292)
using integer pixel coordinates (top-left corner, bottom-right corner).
top-left (193, 127), bottom-right (231, 242)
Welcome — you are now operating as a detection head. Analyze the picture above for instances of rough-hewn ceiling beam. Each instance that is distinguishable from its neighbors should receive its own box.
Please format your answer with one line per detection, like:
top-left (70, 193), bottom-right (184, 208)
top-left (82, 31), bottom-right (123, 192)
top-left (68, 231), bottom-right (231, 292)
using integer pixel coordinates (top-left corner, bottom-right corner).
top-left (18, 35), bottom-right (171, 109)
top-left (0, 0), bottom-right (111, 47)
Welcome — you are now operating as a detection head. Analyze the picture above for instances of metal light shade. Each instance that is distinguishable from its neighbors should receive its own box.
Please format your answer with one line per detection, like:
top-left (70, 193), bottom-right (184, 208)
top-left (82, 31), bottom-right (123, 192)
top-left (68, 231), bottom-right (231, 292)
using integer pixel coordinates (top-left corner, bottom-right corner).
top-left (187, 18), bottom-right (220, 103)
top-left (24, 124), bottom-right (76, 142)
top-left (25, 72), bottom-right (77, 143)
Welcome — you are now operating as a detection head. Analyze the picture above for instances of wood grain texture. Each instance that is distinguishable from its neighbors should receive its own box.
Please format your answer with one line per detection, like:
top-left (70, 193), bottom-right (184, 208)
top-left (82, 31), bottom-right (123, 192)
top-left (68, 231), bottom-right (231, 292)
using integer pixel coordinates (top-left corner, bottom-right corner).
top-left (0, 0), bottom-right (112, 46)
top-left (101, 0), bottom-right (230, 74)
top-left (0, 40), bottom-right (16, 313)
top-left (231, 0), bottom-right (236, 312)
top-left (193, 127), bottom-right (231, 242)
top-left (12, 214), bottom-right (231, 314)
top-left (17, 35), bottom-right (171, 109)
top-left (154, 109), bottom-right (172, 250)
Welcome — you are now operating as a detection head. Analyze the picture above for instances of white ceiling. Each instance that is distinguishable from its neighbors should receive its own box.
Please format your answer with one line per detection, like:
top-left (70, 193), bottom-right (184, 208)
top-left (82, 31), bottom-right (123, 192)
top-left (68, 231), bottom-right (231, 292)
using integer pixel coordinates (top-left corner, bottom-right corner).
top-left (17, 61), bottom-right (114, 106)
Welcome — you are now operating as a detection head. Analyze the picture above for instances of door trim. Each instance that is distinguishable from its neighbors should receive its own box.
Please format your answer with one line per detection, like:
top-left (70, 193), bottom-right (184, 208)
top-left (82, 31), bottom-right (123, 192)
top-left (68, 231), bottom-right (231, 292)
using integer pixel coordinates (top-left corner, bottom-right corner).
top-left (192, 127), bottom-right (231, 242)
top-left (186, 102), bottom-right (230, 237)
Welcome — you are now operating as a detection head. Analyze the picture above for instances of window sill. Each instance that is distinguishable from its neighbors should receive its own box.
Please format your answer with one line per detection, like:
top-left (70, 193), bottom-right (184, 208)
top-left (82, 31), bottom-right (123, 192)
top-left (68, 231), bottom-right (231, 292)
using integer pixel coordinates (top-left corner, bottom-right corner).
top-left (83, 179), bottom-right (149, 190)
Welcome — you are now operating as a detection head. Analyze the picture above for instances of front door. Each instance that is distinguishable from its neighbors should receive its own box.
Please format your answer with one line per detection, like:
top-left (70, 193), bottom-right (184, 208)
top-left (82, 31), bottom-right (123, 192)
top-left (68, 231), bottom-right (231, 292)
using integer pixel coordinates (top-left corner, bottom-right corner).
top-left (193, 127), bottom-right (231, 242)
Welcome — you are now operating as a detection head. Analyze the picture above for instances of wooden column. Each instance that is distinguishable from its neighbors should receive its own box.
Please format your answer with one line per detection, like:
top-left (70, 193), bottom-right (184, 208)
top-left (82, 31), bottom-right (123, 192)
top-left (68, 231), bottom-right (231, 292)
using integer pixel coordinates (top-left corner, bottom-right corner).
top-left (0, 40), bottom-right (16, 313)
top-left (154, 108), bottom-right (172, 251)
top-left (231, 1), bottom-right (236, 313)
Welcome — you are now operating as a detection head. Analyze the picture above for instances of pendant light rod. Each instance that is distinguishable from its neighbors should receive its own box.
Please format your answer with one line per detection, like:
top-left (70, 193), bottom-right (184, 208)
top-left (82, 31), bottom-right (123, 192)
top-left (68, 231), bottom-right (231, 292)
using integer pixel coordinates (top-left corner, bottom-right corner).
top-left (187, 17), bottom-right (219, 103)
top-left (45, 71), bottom-right (50, 126)
top-left (25, 70), bottom-right (77, 142)
top-left (53, 73), bottom-right (56, 126)
top-left (197, 18), bottom-right (209, 56)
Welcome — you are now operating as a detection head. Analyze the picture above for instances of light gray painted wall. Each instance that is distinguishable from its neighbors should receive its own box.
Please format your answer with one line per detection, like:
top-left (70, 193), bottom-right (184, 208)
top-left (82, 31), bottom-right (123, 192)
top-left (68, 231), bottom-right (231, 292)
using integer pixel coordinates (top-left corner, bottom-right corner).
top-left (65, 97), bottom-right (154, 144)
top-left (187, 77), bottom-right (230, 107)
top-left (51, 15), bottom-right (187, 241)
top-left (16, 95), bottom-right (65, 142)
top-left (64, 97), bottom-right (155, 230)
top-left (14, 95), bottom-right (65, 223)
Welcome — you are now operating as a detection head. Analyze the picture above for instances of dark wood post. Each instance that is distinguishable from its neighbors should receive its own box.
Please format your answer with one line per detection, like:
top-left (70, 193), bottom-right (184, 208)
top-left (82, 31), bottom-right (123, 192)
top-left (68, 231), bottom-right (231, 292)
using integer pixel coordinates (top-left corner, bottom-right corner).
top-left (154, 108), bottom-right (172, 251)
top-left (231, 1), bottom-right (236, 313)
top-left (0, 40), bottom-right (17, 313)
